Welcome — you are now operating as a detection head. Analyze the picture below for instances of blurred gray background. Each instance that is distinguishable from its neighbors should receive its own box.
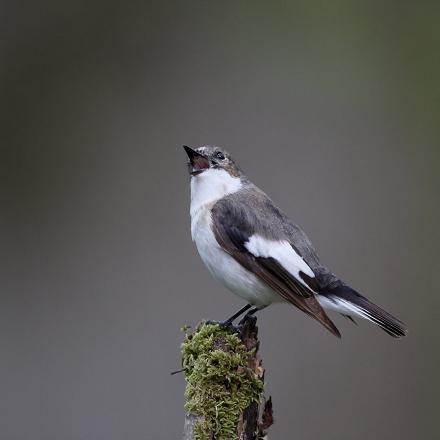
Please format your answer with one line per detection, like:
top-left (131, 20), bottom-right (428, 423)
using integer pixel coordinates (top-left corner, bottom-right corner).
top-left (1, 1), bottom-right (439, 439)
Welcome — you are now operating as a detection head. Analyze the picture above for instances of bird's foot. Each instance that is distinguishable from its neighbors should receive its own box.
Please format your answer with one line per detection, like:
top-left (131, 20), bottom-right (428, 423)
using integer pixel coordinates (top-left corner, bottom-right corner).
top-left (238, 312), bottom-right (257, 327)
top-left (205, 319), bottom-right (240, 333)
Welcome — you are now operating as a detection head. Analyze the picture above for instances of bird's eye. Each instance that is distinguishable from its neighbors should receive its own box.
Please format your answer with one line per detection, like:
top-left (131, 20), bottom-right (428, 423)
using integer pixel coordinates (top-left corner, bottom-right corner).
top-left (215, 151), bottom-right (225, 160)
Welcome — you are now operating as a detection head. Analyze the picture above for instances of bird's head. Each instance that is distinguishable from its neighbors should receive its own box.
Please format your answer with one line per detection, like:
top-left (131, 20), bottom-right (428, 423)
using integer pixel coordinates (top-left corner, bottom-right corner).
top-left (183, 145), bottom-right (242, 178)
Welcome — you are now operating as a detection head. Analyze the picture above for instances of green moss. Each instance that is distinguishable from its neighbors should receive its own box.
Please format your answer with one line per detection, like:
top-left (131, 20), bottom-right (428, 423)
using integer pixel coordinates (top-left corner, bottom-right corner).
top-left (182, 323), bottom-right (263, 440)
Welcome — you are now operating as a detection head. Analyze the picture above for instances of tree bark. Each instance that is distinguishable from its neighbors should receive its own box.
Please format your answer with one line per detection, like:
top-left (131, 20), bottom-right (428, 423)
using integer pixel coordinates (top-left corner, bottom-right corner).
top-left (182, 315), bottom-right (273, 440)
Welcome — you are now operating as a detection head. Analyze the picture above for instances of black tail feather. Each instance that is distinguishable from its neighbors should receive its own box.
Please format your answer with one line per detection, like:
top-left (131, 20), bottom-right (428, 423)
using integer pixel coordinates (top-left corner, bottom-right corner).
top-left (322, 285), bottom-right (408, 338)
top-left (342, 314), bottom-right (358, 325)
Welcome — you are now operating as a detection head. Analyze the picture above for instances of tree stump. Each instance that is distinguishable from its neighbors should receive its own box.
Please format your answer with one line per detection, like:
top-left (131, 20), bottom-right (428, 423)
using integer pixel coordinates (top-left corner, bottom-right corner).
top-left (181, 315), bottom-right (273, 440)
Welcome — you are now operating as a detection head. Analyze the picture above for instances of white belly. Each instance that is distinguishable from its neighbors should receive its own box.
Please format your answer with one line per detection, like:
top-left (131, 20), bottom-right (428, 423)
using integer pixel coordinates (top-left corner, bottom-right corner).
top-left (191, 207), bottom-right (280, 307)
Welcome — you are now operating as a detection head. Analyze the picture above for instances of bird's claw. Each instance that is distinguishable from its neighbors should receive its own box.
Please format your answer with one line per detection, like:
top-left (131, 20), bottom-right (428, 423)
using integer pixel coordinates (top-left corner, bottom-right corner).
top-left (205, 319), bottom-right (240, 333)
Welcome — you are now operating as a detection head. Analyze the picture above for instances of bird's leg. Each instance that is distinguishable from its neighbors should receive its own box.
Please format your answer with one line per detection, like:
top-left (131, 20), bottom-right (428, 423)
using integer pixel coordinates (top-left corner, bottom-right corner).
top-left (224, 304), bottom-right (253, 324)
top-left (237, 305), bottom-right (267, 330)
top-left (242, 305), bottom-right (266, 320)
top-left (246, 306), bottom-right (260, 316)
top-left (206, 304), bottom-right (252, 330)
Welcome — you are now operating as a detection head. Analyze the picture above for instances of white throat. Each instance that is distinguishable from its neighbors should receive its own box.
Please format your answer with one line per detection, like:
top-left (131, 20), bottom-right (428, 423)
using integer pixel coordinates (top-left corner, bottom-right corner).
top-left (190, 168), bottom-right (242, 218)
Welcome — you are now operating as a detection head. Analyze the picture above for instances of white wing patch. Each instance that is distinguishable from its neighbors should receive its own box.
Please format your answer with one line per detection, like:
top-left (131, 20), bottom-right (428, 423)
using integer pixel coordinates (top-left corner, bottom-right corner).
top-left (245, 235), bottom-right (316, 290)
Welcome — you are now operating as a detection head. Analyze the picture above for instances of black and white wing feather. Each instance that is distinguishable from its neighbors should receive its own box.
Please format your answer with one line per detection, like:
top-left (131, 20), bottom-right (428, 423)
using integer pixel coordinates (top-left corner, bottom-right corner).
top-left (211, 190), bottom-right (340, 337)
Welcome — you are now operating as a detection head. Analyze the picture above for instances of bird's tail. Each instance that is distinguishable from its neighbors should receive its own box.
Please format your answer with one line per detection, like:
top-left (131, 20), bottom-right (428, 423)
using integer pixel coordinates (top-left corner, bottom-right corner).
top-left (321, 285), bottom-right (408, 338)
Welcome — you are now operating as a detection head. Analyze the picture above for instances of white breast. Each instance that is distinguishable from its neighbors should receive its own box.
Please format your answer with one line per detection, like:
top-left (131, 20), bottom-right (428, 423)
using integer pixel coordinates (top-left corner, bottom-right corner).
top-left (190, 168), bottom-right (243, 218)
top-left (191, 207), bottom-right (280, 306)
top-left (189, 168), bottom-right (279, 306)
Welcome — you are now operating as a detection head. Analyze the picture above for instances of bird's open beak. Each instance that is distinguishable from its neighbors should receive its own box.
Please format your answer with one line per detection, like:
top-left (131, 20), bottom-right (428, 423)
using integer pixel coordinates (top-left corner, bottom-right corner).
top-left (183, 145), bottom-right (210, 176)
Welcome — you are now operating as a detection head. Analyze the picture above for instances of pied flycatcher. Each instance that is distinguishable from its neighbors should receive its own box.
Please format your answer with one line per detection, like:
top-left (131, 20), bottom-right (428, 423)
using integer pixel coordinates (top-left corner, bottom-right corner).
top-left (184, 145), bottom-right (407, 338)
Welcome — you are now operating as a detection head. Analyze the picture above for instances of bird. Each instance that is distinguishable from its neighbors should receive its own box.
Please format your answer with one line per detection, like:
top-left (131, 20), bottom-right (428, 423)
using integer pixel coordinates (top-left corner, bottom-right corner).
top-left (183, 145), bottom-right (407, 338)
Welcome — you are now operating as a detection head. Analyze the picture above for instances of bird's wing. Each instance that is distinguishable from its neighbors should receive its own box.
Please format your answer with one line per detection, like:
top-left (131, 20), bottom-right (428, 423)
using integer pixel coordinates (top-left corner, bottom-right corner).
top-left (211, 194), bottom-right (340, 337)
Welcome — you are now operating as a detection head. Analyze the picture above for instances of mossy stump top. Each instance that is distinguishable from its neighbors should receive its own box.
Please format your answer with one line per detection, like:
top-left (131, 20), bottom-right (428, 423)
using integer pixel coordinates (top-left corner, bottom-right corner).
top-left (181, 316), bottom-right (273, 440)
